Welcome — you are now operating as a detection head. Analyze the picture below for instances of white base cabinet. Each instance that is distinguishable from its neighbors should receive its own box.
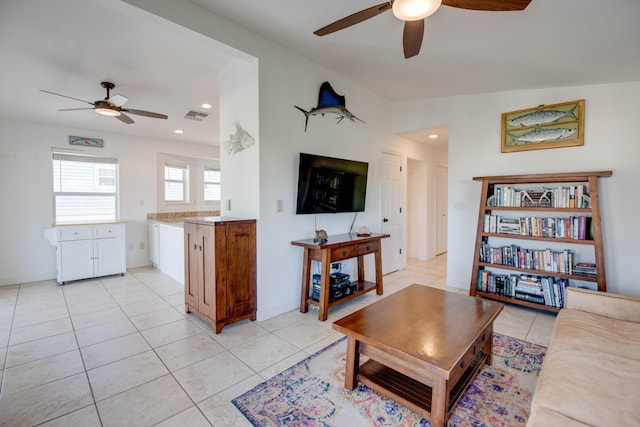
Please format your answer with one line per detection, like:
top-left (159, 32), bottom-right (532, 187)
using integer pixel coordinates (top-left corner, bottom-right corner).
top-left (147, 221), bottom-right (184, 285)
top-left (148, 221), bottom-right (160, 265)
top-left (45, 223), bottom-right (126, 285)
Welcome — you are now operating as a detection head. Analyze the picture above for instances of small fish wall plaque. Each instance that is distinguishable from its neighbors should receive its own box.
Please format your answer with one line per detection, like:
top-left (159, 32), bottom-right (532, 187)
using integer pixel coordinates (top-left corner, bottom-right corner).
top-left (501, 99), bottom-right (584, 153)
top-left (225, 121), bottom-right (255, 156)
top-left (294, 81), bottom-right (364, 132)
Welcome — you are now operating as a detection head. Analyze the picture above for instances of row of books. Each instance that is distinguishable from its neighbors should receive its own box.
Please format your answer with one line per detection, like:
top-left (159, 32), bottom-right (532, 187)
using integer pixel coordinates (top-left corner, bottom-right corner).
top-left (476, 271), bottom-right (568, 308)
top-left (479, 243), bottom-right (575, 274)
top-left (489, 185), bottom-right (590, 208)
top-left (573, 262), bottom-right (597, 277)
top-left (484, 214), bottom-right (591, 240)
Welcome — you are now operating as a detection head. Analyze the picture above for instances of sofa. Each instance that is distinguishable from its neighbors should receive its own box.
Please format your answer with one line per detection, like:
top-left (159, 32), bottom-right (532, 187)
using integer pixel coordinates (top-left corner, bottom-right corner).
top-left (527, 286), bottom-right (640, 426)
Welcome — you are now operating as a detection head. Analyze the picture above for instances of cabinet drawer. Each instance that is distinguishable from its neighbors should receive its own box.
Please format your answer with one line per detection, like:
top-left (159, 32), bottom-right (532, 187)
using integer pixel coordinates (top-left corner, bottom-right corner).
top-left (95, 224), bottom-right (125, 238)
top-left (58, 226), bottom-right (93, 241)
top-left (331, 245), bottom-right (357, 261)
top-left (473, 329), bottom-right (491, 355)
top-left (357, 241), bottom-right (378, 255)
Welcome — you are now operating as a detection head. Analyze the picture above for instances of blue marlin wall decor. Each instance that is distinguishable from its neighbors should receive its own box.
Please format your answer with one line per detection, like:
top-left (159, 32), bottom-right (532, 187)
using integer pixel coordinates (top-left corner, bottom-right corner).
top-left (295, 81), bottom-right (364, 132)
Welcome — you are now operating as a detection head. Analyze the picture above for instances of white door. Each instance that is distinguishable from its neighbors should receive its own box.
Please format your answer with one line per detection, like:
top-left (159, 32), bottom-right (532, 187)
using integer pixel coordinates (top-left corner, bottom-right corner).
top-left (436, 165), bottom-right (448, 255)
top-left (59, 240), bottom-right (94, 282)
top-left (381, 152), bottom-right (403, 274)
top-left (95, 237), bottom-right (126, 277)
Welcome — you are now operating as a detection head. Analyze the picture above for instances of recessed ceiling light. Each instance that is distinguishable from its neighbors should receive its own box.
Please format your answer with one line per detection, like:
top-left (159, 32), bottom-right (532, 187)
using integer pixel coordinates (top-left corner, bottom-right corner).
top-left (174, 129), bottom-right (184, 134)
top-left (201, 103), bottom-right (212, 109)
top-left (428, 134), bottom-right (438, 139)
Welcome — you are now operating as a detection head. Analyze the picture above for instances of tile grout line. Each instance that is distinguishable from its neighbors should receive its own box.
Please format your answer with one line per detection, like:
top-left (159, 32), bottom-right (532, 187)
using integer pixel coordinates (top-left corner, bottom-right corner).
top-left (61, 279), bottom-right (105, 427)
top-left (0, 285), bottom-right (19, 400)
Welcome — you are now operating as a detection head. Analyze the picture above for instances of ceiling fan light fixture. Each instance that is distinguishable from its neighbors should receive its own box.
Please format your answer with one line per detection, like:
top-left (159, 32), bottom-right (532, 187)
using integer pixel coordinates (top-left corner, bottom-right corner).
top-left (392, 0), bottom-right (442, 21)
top-left (95, 106), bottom-right (121, 117)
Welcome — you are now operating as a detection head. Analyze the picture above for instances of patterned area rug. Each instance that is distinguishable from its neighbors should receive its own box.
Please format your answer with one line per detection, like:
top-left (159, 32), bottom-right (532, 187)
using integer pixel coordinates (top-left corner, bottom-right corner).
top-left (232, 333), bottom-right (546, 427)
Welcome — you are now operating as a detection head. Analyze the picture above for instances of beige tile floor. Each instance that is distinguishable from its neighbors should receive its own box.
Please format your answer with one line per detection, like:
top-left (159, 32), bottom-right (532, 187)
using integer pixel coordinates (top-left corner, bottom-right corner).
top-left (0, 254), bottom-right (556, 426)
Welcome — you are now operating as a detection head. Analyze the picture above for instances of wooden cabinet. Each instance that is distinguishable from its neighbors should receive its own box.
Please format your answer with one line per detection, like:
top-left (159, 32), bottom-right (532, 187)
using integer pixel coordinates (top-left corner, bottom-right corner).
top-left (469, 171), bottom-right (611, 313)
top-left (184, 217), bottom-right (256, 333)
top-left (45, 223), bottom-right (126, 285)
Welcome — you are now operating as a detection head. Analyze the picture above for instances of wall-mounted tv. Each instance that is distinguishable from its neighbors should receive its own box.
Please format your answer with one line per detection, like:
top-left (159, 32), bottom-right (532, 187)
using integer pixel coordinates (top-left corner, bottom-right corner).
top-left (296, 152), bottom-right (368, 214)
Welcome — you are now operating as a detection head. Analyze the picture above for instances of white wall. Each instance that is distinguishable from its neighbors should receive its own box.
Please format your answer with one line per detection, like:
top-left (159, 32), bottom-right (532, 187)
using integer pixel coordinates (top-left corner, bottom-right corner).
top-left (122, 0), bottom-right (400, 320)
top-left (393, 81), bottom-right (640, 297)
top-left (0, 116), bottom-right (218, 285)
top-left (26, 0), bottom-right (635, 322)
top-left (156, 152), bottom-right (220, 213)
top-left (402, 142), bottom-right (448, 261)
top-left (219, 57), bottom-right (260, 219)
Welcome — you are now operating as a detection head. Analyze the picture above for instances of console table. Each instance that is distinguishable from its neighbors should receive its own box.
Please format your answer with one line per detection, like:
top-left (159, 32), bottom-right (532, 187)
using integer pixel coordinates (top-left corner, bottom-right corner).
top-left (291, 233), bottom-right (390, 321)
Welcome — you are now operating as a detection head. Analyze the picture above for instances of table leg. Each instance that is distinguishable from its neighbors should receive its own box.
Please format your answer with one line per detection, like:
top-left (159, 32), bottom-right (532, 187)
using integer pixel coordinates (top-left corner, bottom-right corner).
top-left (374, 248), bottom-right (384, 295)
top-left (430, 375), bottom-right (449, 427)
top-left (344, 337), bottom-right (360, 390)
top-left (299, 248), bottom-right (311, 313)
top-left (483, 324), bottom-right (494, 365)
top-left (357, 255), bottom-right (364, 282)
top-left (318, 249), bottom-right (332, 321)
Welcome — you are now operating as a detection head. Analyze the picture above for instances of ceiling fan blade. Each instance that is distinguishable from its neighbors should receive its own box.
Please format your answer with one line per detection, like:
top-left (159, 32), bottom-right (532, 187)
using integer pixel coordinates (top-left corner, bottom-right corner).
top-left (108, 94), bottom-right (128, 107)
top-left (442, 0), bottom-right (532, 11)
top-left (122, 108), bottom-right (168, 119)
top-left (116, 113), bottom-right (134, 124)
top-left (314, 2), bottom-right (392, 36)
top-left (403, 19), bottom-right (424, 59)
top-left (40, 89), bottom-right (94, 106)
top-left (58, 108), bottom-right (94, 112)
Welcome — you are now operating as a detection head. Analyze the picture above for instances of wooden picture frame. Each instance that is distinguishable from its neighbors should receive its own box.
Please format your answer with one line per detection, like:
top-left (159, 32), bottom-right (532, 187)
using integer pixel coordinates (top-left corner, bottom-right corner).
top-left (501, 99), bottom-right (584, 153)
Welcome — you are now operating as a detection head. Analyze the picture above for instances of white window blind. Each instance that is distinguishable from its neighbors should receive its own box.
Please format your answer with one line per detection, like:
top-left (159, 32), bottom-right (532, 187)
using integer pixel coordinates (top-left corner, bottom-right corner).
top-left (52, 151), bottom-right (119, 224)
top-left (204, 168), bottom-right (221, 201)
top-left (164, 162), bottom-right (188, 202)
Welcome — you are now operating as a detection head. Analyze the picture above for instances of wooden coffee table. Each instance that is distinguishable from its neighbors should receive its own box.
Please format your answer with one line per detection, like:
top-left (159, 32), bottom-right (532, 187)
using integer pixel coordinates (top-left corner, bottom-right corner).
top-left (332, 284), bottom-right (504, 427)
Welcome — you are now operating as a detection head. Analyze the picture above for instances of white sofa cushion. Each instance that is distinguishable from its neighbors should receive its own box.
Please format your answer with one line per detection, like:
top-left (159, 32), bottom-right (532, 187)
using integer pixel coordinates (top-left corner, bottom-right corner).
top-left (528, 308), bottom-right (640, 426)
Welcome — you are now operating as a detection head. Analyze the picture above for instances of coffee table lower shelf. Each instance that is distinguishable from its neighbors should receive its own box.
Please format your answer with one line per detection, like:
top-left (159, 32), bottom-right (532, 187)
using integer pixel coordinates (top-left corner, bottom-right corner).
top-left (306, 280), bottom-right (378, 309)
top-left (357, 351), bottom-right (487, 420)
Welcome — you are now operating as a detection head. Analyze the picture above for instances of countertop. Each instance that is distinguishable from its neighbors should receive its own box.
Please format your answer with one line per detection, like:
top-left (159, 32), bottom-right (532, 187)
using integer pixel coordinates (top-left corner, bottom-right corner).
top-left (147, 210), bottom-right (220, 228)
top-left (183, 216), bottom-right (256, 226)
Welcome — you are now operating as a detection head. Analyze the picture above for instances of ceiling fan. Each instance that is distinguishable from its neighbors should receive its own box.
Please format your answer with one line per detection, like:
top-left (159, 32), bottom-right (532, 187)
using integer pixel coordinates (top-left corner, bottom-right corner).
top-left (314, 0), bottom-right (532, 58)
top-left (40, 81), bottom-right (168, 124)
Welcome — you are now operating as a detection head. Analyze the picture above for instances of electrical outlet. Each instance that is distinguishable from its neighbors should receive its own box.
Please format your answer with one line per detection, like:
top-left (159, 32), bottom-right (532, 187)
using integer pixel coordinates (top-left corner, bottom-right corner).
top-left (139, 242), bottom-right (145, 250)
top-left (331, 262), bottom-right (341, 270)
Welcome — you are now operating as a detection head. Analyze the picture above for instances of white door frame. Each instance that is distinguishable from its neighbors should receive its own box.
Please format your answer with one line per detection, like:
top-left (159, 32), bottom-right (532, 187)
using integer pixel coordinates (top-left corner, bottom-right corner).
top-left (436, 164), bottom-right (448, 255)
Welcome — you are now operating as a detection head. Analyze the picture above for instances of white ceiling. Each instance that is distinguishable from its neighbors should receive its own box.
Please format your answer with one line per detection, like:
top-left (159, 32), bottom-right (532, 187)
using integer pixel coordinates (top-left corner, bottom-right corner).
top-left (1, 0), bottom-right (639, 148)
top-left (0, 0), bottom-right (236, 146)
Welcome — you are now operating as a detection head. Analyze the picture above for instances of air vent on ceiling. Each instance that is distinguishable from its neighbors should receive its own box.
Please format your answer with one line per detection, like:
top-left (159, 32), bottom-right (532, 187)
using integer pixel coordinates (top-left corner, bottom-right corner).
top-left (184, 110), bottom-right (209, 121)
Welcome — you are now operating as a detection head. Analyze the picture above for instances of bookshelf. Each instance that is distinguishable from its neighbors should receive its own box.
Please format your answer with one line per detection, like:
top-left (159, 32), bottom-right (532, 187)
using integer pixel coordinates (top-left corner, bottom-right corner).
top-left (469, 171), bottom-right (612, 313)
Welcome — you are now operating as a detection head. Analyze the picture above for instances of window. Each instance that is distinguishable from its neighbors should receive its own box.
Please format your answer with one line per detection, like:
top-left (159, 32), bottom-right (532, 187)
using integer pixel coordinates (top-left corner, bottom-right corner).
top-left (164, 163), bottom-right (189, 202)
top-left (204, 167), bottom-right (221, 201)
top-left (52, 151), bottom-right (119, 224)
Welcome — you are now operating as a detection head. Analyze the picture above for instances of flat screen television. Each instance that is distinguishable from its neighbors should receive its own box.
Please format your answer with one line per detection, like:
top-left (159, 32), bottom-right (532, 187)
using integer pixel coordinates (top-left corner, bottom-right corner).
top-left (296, 152), bottom-right (368, 214)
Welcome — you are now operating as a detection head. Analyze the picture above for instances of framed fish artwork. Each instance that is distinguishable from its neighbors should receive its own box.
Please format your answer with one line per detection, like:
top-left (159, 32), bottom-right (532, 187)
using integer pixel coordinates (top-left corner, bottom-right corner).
top-left (501, 99), bottom-right (584, 153)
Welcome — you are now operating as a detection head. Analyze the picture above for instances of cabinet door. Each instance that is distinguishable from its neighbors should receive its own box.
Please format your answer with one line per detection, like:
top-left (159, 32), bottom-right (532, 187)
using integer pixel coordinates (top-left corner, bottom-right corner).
top-left (184, 224), bottom-right (200, 310)
top-left (148, 222), bottom-right (159, 264)
top-left (94, 237), bottom-right (126, 277)
top-left (199, 224), bottom-right (218, 319)
top-left (159, 224), bottom-right (185, 284)
top-left (59, 240), bottom-right (94, 282)
top-left (225, 222), bottom-right (256, 319)
top-left (185, 223), bottom-right (217, 319)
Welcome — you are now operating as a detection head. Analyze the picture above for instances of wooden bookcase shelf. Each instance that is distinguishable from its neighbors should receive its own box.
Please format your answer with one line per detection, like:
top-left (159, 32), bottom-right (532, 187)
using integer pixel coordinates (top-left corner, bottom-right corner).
top-left (481, 232), bottom-right (596, 245)
top-left (469, 171), bottom-right (612, 313)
